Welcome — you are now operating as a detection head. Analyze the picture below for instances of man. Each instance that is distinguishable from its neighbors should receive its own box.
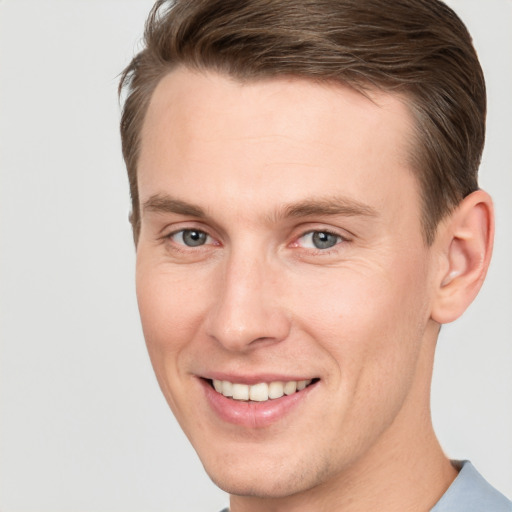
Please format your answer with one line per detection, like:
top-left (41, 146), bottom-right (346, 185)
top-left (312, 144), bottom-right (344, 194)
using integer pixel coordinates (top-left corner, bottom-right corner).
top-left (119, 0), bottom-right (511, 510)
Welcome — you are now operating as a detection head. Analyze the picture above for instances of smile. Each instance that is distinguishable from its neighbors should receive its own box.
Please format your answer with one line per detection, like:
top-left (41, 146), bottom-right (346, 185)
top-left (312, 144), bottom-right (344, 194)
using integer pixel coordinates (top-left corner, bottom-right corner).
top-left (211, 379), bottom-right (315, 402)
top-left (202, 376), bottom-right (320, 427)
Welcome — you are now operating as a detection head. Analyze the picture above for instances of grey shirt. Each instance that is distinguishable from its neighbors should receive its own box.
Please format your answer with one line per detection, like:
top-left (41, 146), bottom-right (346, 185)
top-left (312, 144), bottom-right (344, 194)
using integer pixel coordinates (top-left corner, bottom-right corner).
top-left (219, 461), bottom-right (512, 511)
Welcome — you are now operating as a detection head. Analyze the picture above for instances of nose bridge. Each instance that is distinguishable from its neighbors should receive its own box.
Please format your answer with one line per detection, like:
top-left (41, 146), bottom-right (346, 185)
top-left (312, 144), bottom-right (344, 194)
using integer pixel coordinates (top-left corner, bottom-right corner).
top-left (206, 244), bottom-right (289, 351)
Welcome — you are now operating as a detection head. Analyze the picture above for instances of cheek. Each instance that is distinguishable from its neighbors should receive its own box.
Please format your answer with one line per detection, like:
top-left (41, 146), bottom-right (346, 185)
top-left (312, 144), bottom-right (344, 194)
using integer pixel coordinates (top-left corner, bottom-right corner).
top-left (135, 261), bottom-right (208, 386)
top-left (136, 258), bottom-right (209, 340)
top-left (135, 262), bottom-right (213, 423)
top-left (290, 257), bottom-right (430, 383)
top-left (291, 260), bottom-right (431, 443)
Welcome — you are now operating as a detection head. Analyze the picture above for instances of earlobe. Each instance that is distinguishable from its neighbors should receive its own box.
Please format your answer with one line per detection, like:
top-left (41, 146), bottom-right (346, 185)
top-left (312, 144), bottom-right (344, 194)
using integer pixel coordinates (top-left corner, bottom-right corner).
top-left (430, 190), bottom-right (494, 324)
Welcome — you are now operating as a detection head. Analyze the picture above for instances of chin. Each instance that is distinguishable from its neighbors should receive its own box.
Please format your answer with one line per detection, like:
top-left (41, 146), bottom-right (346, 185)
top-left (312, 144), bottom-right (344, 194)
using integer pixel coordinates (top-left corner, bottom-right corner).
top-left (209, 471), bottom-right (304, 499)
top-left (201, 450), bottom-right (330, 499)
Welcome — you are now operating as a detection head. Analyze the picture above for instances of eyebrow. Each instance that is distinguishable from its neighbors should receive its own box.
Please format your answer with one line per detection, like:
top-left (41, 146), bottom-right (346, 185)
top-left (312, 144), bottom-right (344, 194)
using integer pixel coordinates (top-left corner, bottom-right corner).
top-left (278, 197), bottom-right (378, 220)
top-left (141, 193), bottom-right (378, 221)
top-left (142, 194), bottom-right (206, 218)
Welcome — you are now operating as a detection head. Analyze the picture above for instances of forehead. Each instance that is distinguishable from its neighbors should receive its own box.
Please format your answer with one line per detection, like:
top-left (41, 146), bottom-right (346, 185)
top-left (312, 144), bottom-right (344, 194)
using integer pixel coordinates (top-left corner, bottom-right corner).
top-left (138, 67), bottom-right (419, 225)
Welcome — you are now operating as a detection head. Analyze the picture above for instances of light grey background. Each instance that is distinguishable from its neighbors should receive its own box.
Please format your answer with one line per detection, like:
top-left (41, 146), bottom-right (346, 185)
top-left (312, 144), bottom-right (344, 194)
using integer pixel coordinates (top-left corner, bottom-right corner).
top-left (0, 1), bottom-right (510, 511)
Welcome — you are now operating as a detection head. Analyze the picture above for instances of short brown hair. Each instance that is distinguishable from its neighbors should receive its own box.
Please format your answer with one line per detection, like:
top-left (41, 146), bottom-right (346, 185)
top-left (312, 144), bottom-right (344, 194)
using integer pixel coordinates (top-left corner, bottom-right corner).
top-left (119, 0), bottom-right (486, 244)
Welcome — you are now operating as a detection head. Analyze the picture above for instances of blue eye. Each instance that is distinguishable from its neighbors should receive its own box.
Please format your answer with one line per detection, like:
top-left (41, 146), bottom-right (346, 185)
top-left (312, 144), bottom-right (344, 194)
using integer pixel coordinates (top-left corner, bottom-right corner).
top-left (299, 231), bottom-right (342, 250)
top-left (171, 229), bottom-right (210, 247)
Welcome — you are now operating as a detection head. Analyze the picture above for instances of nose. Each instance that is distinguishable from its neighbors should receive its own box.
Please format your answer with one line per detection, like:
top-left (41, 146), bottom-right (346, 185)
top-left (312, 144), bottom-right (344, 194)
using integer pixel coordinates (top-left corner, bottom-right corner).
top-left (205, 249), bottom-right (291, 352)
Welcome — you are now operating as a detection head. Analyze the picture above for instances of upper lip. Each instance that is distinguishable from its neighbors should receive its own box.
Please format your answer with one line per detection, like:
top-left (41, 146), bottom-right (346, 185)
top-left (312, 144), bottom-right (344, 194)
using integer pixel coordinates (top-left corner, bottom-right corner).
top-left (199, 373), bottom-right (317, 385)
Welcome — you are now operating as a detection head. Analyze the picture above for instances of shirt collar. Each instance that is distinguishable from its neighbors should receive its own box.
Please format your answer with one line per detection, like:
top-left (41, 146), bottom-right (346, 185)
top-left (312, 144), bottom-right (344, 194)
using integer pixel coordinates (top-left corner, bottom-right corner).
top-left (431, 460), bottom-right (511, 511)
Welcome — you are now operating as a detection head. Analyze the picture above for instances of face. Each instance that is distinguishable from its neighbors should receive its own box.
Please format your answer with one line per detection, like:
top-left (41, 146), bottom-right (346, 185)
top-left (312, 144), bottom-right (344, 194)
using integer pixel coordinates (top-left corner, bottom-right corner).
top-left (136, 68), bottom-right (439, 498)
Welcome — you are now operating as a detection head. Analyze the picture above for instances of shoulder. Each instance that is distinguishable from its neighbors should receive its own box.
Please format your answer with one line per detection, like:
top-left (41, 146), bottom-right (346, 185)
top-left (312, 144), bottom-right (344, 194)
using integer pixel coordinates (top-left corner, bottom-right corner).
top-left (431, 461), bottom-right (512, 512)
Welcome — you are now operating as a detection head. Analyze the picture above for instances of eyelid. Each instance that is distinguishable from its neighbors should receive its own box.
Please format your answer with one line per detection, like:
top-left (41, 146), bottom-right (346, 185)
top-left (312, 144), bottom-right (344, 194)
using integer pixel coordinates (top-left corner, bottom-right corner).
top-left (292, 223), bottom-right (349, 241)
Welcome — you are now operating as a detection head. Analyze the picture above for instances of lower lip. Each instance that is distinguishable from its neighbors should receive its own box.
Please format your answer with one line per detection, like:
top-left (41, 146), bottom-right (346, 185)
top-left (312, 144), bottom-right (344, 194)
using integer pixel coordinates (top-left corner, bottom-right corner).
top-left (200, 379), bottom-right (317, 428)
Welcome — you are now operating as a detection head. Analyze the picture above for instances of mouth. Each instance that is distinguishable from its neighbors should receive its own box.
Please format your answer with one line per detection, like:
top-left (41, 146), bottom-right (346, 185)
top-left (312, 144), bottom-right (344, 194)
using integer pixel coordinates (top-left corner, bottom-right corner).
top-left (201, 376), bottom-right (320, 427)
top-left (208, 378), bottom-right (319, 402)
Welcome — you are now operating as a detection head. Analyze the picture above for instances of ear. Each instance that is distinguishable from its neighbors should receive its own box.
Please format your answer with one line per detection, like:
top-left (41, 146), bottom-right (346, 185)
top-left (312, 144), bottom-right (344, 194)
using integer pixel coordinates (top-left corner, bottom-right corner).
top-left (430, 190), bottom-right (494, 324)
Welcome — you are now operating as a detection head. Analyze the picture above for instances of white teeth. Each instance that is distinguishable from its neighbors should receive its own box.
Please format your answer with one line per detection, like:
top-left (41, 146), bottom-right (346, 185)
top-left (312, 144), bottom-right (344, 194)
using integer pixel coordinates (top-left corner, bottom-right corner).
top-left (268, 381), bottom-right (284, 399)
top-left (232, 383), bottom-right (249, 400)
top-left (284, 381), bottom-right (297, 395)
top-left (212, 378), bottom-right (313, 401)
top-left (222, 380), bottom-right (233, 397)
top-left (249, 382), bottom-right (269, 402)
top-left (297, 380), bottom-right (307, 390)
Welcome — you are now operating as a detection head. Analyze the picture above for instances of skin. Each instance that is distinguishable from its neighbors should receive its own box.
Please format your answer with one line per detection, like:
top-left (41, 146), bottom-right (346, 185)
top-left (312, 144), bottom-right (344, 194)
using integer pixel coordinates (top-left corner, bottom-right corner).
top-left (135, 68), bottom-right (493, 511)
